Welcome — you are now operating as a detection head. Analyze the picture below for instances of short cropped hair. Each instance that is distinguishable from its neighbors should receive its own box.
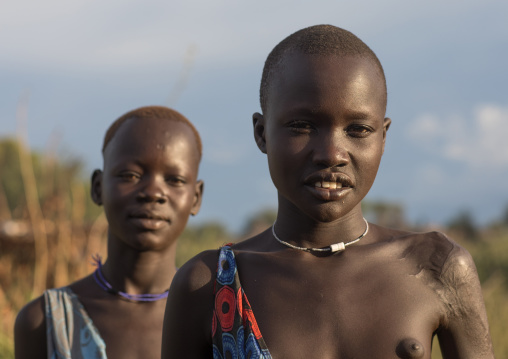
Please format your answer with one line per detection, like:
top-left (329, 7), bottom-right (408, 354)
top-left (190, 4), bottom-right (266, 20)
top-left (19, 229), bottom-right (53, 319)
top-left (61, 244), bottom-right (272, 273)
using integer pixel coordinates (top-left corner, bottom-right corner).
top-left (102, 106), bottom-right (202, 161)
top-left (260, 24), bottom-right (386, 113)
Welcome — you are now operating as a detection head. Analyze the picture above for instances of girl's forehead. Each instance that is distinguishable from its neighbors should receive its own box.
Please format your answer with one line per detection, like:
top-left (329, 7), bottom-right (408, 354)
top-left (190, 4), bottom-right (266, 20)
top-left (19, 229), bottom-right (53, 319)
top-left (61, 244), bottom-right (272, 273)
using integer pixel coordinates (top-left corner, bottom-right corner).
top-left (104, 118), bottom-right (200, 163)
top-left (278, 53), bottom-right (384, 88)
top-left (266, 54), bottom-right (387, 118)
top-left (108, 118), bottom-right (198, 152)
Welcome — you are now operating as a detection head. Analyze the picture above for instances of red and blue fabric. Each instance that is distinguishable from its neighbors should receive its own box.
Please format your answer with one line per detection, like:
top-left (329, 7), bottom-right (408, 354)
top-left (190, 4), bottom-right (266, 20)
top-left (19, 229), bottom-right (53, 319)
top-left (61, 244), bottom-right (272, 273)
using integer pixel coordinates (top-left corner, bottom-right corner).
top-left (212, 245), bottom-right (272, 358)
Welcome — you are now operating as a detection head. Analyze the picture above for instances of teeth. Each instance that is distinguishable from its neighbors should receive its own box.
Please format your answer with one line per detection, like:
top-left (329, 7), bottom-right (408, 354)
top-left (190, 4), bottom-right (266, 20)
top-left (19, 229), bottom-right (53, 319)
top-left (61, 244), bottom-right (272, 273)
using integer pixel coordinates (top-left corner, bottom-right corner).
top-left (314, 181), bottom-right (343, 189)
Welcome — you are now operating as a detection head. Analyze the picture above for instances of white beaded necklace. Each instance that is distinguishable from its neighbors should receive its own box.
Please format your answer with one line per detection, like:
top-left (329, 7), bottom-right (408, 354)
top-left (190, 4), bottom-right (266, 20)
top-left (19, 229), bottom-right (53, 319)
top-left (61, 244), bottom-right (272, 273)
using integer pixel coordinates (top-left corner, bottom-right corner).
top-left (271, 217), bottom-right (369, 253)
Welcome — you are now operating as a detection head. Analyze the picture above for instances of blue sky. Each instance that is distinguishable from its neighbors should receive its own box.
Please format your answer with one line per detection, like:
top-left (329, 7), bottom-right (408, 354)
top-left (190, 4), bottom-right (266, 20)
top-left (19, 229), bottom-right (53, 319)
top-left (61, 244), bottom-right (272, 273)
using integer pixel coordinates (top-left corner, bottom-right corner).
top-left (1, 0), bottom-right (507, 232)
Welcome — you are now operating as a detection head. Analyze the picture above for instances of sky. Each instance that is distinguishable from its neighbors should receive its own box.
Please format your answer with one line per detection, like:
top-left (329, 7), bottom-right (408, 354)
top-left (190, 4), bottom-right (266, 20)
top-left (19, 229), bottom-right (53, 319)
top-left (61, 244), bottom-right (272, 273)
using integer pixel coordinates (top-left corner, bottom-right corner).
top-left (1, 0), bottom-right (507, 232)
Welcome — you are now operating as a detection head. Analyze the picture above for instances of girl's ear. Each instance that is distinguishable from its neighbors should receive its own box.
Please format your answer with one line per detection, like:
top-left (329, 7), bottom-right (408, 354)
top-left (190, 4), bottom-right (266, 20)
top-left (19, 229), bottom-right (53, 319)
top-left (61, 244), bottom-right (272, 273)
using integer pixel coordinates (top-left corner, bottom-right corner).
top-left (253, 112), bottom-right (267, 154)
top-left (190, 180), bottom-right (204, 216)
top-left (91, 169), bottom-right (103, 205)
top-left (382, 117), bottom-right (391, 154)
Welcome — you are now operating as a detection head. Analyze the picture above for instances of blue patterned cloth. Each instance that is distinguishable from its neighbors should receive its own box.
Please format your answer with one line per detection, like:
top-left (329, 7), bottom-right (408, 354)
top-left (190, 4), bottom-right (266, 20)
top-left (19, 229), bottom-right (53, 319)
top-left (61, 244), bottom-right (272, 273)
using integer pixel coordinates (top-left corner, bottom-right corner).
top-left (44, 287), bottom-right (107, 358)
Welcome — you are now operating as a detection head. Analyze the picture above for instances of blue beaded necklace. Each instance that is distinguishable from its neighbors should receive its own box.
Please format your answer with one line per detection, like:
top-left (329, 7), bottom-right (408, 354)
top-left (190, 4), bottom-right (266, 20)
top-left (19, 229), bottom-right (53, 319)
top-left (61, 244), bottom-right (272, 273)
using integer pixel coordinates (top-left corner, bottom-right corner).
top-left (92, 255), bottom-right (169, 302)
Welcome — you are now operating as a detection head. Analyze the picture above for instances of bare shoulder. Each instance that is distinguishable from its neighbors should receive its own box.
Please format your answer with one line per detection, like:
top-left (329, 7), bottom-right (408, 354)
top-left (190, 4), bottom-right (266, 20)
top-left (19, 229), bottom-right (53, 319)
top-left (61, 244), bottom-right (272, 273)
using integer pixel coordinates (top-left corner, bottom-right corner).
top-left (393, 228), bottom-right (479, 298)
top-left (439, 238), bottom-right (479, 286)
top-left (377, 225), bottom-right (457, 276)
top-left (14, 295), bottom-right (47, 359)
top-left (398, 229), bottom-right (478, 283)
top-left (171, 248), bottom-right (220, 293)
top-left (162, 249), bottom-right (220, 358)
top-left (15, 295), bottom-right (45, 333)
top-left (226, 229), bottom-right (273, 252)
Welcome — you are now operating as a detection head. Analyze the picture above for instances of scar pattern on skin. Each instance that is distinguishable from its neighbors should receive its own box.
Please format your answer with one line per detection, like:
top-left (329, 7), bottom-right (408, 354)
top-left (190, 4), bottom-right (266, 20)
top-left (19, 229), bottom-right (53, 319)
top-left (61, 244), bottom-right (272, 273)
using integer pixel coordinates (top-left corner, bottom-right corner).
top-left (394, 232), bottom-right (455, 326)
top-left (395, 231), bottom-right (492, 355)
top-left (437, 245), bottom-right (493, 354)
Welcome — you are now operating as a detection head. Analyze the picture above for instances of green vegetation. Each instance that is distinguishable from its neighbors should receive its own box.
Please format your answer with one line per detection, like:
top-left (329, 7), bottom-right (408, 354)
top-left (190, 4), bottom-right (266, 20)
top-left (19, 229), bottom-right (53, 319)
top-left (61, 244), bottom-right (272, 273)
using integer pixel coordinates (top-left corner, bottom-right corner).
top-left (0, 137), bottom-right (506, 358)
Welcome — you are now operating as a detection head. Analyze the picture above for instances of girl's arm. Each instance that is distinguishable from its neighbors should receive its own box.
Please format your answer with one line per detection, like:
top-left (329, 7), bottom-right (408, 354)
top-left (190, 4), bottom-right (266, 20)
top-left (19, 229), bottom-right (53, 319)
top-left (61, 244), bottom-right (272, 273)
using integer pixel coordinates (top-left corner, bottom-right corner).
top-left (437, 245), bottom-right (494, 358)
top-left (162, 250), bottom-right (217, 359)
top-left (14, 296), bottom-right (47, 359)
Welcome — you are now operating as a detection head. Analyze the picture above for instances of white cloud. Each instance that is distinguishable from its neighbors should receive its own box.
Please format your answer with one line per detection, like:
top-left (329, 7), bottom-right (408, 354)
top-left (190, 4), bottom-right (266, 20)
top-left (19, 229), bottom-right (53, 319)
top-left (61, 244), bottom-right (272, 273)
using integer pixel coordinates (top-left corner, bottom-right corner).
top-left (406, 114), bottom-right (440, 137)
top-left (407, 104), bottom-right (508, 167)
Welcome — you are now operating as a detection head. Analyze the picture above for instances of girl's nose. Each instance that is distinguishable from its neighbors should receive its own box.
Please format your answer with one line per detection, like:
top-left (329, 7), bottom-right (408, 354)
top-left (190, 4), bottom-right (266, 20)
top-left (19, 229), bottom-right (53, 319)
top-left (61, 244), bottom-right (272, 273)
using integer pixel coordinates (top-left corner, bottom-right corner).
top-left (137, 177), bottom-right (168, 204)
top-left (312, 131), bottom-right (350, 168)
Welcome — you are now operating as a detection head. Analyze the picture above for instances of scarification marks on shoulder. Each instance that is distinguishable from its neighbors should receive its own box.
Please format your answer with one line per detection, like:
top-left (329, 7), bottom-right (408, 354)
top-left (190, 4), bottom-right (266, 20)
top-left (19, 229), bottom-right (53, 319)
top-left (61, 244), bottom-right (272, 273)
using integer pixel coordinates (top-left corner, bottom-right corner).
top-left (396, 232), bottom-right (455, 325)
top-left (439, 245), bottom-right (481, 318)
top-left (399, 232), bottom-right (454, 280)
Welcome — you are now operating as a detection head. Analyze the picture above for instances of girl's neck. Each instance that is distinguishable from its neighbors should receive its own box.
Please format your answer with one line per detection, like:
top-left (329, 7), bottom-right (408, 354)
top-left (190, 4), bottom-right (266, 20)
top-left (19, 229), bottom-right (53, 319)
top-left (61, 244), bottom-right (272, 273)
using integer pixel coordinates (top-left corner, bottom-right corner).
top-left (274, 203), bottom-right (367, 249)
top-left (100, 241), bottom-right (178, 295)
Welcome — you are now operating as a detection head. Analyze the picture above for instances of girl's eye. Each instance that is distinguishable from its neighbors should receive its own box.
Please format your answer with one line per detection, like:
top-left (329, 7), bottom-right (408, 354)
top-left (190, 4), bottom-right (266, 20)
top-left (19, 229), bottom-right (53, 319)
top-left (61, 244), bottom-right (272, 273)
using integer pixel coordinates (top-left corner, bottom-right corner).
top-left (119, 172), bottom-right (140, 180)
top-left (167, 177), bottom-right (186, 186)
top-left (346, 125), bottom-right (373, 138)
top-left (288, 121), bottom-right (313, 134)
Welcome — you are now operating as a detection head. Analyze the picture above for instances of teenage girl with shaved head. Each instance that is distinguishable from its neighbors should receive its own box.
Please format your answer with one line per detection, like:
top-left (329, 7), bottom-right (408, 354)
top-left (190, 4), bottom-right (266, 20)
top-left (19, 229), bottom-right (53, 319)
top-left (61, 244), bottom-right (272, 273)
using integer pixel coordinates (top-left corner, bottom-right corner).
top-left (163, 25), bottom-right (494, 358)
top-left (16, 106), bottom-right (204, 358)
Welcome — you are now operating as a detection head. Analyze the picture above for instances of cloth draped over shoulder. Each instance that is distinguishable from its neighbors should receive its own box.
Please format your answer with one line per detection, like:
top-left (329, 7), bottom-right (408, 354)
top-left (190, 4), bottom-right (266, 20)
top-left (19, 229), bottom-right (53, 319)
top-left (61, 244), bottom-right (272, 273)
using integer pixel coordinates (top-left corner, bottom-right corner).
top-left (44, 287), bottom-right (107, 359)
top-left (212, 245), bottom-right (272, 358)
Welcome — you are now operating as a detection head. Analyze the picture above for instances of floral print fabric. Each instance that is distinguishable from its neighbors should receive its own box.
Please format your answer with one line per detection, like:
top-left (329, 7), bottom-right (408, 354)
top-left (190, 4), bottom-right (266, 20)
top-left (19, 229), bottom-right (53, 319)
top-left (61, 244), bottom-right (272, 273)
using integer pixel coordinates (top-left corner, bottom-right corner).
top-left (212, 245), bottom-right (272, 358)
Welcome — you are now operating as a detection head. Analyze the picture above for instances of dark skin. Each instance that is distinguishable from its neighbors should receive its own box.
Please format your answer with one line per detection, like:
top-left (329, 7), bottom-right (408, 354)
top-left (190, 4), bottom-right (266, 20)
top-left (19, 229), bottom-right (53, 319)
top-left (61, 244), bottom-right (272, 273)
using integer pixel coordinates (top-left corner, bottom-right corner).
top-left (162, 53), bottom-right (494, 358)
top-left (15, 117), bottom-right (204, 359)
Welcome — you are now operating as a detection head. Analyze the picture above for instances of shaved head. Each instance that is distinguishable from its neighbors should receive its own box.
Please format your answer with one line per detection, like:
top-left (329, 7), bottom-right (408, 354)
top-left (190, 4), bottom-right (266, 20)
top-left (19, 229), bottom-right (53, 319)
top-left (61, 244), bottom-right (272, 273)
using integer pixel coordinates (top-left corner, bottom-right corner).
top-left (260, 24), bottom-right (386, 113)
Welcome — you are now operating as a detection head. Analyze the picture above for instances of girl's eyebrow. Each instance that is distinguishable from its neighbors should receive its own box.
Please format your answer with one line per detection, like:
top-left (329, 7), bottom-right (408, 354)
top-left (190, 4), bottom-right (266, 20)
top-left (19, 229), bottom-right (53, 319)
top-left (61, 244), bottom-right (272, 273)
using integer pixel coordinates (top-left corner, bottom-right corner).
top-left (281, 106), bottom-right (317, 116)
top-left (345, 110), bottom-right (371, 120)
top-left (109, 158), bottom-right (144, 170)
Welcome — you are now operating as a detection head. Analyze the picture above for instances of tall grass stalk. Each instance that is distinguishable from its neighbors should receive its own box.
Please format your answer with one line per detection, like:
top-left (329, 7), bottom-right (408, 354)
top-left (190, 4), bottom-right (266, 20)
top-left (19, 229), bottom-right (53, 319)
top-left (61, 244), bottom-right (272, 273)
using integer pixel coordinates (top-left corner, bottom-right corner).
top-left (16, 96), bottom-right (48, 298)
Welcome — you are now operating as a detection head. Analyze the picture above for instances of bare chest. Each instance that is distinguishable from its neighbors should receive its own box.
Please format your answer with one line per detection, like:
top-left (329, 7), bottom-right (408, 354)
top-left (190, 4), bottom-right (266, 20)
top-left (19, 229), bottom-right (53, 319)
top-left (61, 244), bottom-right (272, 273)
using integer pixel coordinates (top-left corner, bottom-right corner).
top-left (235, 249), bottom-right (446, 358)
top-left (80, 297), bottom-right (166, 359)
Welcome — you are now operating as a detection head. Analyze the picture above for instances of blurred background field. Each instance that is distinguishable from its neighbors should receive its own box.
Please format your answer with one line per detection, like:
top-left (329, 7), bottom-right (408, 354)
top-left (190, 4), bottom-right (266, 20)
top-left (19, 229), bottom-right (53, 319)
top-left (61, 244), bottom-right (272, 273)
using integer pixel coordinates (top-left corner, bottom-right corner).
top-left (1, 136), bottom-right (507, 358)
